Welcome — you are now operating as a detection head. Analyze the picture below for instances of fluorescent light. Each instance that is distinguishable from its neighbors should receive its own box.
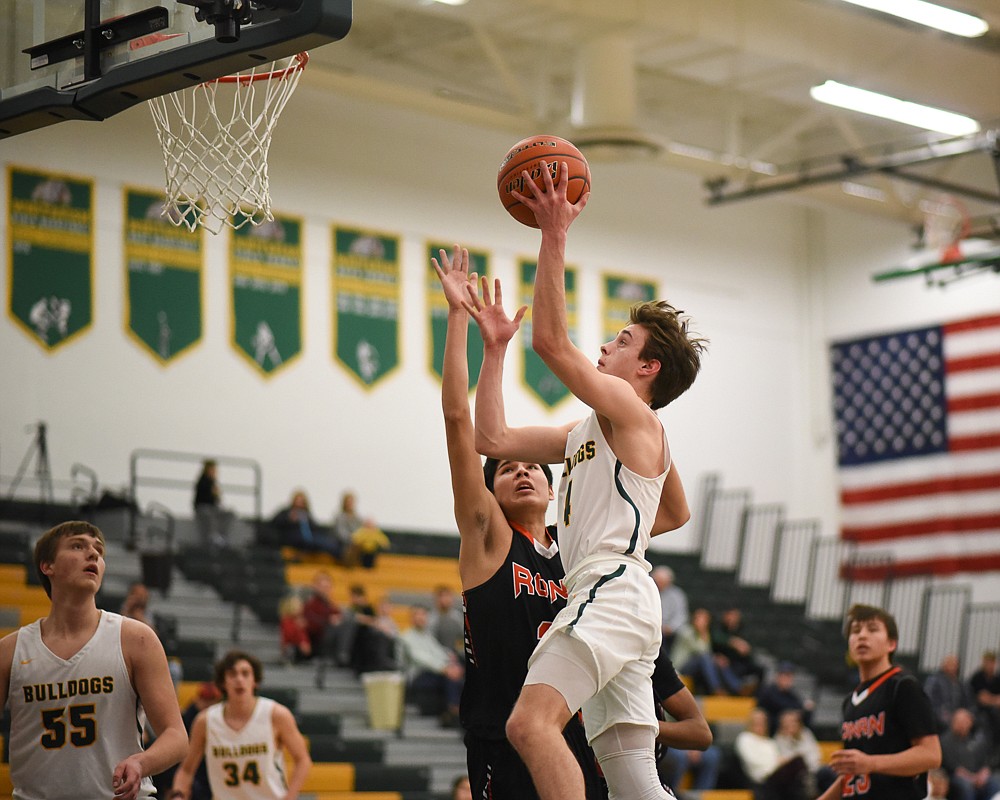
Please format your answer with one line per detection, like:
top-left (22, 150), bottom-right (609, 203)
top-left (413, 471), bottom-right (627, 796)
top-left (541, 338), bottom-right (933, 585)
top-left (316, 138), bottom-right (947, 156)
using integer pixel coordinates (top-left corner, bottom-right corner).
top-left (837, 0), bottom-right (988, 36)
top-left (427, 0), bottom-right (469, 5)
top-left (810, 80), bottom-right (980, 135)
top-left (842, 181), bottom-right (887, 202)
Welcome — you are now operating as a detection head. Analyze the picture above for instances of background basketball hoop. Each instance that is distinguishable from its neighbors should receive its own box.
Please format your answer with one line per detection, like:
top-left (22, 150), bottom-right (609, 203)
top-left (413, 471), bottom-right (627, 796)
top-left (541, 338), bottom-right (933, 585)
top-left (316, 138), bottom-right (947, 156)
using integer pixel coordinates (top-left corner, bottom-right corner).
top-left (149, 52), bottom-right (308, 234)
top-left (920, 193), bottom-right (971, 264)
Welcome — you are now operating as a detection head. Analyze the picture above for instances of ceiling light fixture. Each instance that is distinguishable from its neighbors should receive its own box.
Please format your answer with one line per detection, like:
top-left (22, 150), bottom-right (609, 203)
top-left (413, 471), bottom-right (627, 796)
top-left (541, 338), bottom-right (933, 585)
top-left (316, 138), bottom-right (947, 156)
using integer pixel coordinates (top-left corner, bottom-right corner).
top-left (427, 0), bottom-right (469, 5)
top-left (836, 0), bottom-right (988, 37)
top-left (810, 80), bottom-right (981, 135)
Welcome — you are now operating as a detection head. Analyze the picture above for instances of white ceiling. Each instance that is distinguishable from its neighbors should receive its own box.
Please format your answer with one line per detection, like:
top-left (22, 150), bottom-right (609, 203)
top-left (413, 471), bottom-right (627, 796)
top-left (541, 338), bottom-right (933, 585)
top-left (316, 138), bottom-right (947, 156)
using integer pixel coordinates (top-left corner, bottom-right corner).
top-left (302, 0), bottom-right (1000, 229)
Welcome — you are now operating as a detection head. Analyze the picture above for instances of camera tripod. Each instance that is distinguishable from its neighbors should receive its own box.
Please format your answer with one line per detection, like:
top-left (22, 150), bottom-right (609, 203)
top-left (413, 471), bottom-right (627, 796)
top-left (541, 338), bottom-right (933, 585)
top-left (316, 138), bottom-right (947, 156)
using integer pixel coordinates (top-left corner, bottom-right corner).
top-left (7, 421), bottom-right (54, 504)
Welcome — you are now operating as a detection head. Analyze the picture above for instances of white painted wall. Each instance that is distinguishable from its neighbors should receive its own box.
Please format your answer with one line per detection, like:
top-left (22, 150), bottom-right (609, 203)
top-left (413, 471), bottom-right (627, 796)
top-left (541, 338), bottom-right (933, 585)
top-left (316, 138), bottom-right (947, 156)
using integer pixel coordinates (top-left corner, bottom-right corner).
top-left (1, 85), bottom-right (997, 602)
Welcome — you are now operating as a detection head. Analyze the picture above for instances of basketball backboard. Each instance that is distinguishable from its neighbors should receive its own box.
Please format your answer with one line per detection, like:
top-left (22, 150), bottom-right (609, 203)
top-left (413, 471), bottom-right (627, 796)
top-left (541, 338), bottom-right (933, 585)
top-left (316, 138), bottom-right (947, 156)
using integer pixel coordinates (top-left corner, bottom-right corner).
top-left (0, 0), bottom-right (351, 138)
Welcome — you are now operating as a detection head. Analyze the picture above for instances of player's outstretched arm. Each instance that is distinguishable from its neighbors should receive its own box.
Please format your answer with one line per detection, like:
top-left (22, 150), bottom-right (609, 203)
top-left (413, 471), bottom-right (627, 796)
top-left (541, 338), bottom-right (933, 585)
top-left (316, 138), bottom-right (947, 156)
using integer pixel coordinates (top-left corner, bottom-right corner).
top-left (465, 275), bottom-right (574, 465)
top-left (658, 685), bottom-right (712, 750)
top-left (118, 618), bottom-right (187, 799)
top-left (651, 461), bottom-right (690, 536)
top-left (168, 711), bottom-right (208, 800)
top-left (829, 735), bottom-right (941, 779)
top-left (0, 632), bottom-right (15, 713)
top-left (273, 703), bottom-right (312, 799)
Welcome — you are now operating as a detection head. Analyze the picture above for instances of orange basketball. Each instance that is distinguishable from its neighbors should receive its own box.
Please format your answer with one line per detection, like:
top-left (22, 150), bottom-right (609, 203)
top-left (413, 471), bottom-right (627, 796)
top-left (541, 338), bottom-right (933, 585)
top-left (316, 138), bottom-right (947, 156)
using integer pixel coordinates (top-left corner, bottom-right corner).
top-left (497, 135), bottom-right (591, 228)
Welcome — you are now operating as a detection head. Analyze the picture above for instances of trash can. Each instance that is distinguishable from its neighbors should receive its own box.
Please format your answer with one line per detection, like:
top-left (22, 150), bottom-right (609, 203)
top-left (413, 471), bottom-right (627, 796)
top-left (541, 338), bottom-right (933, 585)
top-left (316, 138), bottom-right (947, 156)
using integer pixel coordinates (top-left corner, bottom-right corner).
top-left (361, 671), bottom-right (405, 731)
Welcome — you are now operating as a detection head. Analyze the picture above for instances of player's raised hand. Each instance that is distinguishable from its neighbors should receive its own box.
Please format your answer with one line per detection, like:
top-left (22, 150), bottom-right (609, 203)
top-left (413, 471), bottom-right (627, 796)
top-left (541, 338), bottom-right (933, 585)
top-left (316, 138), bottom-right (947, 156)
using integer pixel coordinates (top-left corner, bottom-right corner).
top-left (432, 245), bottom-right (478, 311)
top-left (464, 276), bottom-right (526, 349)
top-left (511, 159), bottom-right (589, 233)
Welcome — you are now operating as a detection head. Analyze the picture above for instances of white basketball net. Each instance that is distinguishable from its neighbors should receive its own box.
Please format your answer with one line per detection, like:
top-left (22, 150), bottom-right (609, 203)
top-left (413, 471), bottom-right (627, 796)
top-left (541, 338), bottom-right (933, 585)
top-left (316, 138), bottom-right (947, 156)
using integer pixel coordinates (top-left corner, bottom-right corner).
top-left (921, 194), bottom-right (970, 263)
top-left (149, 53), bottom-right (307, 234)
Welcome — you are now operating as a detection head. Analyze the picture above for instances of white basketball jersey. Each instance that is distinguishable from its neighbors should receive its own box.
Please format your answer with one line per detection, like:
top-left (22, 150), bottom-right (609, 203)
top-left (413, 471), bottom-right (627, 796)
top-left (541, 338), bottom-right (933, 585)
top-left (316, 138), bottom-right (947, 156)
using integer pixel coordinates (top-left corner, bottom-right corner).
top-left (557, 410), bottom-right (669, 574)
top-left (7, 612), bottom-right (154, 800)
top-left (205, 697), bottom-right (287, 799)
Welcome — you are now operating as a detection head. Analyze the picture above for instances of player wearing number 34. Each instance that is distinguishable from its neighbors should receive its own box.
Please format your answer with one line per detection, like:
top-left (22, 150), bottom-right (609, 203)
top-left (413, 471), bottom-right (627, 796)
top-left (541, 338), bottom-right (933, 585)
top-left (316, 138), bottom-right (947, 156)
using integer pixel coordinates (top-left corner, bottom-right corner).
top-left (0, 521), bottom-right (188, 800)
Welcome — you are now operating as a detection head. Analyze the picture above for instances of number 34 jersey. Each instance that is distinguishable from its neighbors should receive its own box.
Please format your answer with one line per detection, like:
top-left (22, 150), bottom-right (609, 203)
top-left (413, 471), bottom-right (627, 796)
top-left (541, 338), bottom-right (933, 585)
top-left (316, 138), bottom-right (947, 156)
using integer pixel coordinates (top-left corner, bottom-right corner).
top-left (205, 697), bottom-right (287, 800)
top-left (7, 611), bottom-right (155, 800)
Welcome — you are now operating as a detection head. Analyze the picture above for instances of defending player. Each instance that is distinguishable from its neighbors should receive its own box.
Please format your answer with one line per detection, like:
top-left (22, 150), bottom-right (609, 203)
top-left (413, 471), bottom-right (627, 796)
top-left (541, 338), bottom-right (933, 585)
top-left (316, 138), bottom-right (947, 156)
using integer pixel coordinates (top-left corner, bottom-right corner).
top-left (0, 520), bottom-right (188, 800)
top-left (817, 604), bottom-right (940, 800)
top-left (465, 162), bottom-right (705, 800)
top-left (169, 650), bottom-right (311, 800)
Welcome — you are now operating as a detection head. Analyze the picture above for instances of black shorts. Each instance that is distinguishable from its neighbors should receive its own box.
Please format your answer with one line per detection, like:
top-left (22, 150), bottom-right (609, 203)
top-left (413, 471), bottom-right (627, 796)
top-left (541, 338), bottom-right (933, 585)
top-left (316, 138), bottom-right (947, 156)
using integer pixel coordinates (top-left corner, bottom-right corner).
top-left (464, 724), bottom-right (606, 800)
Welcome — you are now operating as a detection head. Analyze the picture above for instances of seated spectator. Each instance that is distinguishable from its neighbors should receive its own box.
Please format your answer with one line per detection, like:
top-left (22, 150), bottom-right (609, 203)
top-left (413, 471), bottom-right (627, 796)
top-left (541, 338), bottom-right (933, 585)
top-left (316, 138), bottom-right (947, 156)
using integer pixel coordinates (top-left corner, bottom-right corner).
top-left (332, 490), bottom-right (364, 560)
top-left (397, 604), bottom-right (464, 727)
top-left (774, 709), bottom-right (834, 797)
top-left (428, 585), bottom-right (464, 657)
top-left (712, 607), bottom-right (765, 695)
top-left (968, 650), bottom-right (1000, 747)
top-left (662, 746), bottom-right (721, 796)
top-left (271, 490), bottom-right (342, 559)
top-left (351, 523), bottom-right (390, 569)
top-left (925, 653), bottom-right (974, 733)
top-left (279, 594), bottom-right (312, 663)
top-left (302, 570), bottom-right (343, 656)
top-left (940, 708), bottom-right (1000, 800)
top-left (121, 581), bottom-right (151, 625)
top-left (375, 598), bottom-right (400, 638)
top-left (672, 607), bottom-right (742, 695)
top-left (192, 458), bottom-right (234, 548)
top-left (925, 767), bottom-right (950, 800)
top-left (734, 707), bottom-right (809, 800)
top-left (335, 584), bottom-right (397, 673)
top-left (757, 661), bottom-right (815, 734)
top-left (333, 490), bottom-right (389, 567)
top-left (653, 565), bottom-right (689, 653)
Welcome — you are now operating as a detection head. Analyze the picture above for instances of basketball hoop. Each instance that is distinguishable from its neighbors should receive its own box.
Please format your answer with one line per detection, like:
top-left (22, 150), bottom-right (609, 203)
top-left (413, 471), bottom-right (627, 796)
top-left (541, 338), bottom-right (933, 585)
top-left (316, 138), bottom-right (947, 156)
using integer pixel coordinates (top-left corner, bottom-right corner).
top-left (149, 52), bottom-right (308, 234)
top-left (920, 193), bottom-right (971, 264)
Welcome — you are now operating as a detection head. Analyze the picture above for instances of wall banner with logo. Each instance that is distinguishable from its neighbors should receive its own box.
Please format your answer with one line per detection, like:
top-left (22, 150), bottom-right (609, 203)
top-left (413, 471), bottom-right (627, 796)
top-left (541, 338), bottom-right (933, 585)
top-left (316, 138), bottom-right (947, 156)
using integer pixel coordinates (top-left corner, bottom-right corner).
top-left (332, 226), bottom-right (401, 388)
top-left (518, 259), bottom-right (578, 409)
top-left (8, 166), bottom-right (93, 351)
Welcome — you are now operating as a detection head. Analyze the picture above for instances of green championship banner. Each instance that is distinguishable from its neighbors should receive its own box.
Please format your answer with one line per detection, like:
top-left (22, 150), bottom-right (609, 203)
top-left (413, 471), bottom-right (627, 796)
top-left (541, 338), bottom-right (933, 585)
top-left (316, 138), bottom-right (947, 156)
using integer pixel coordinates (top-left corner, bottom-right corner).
top-left (602, 272), bottom-right (658, 340)
top-left (427, 242), bottom-right (488, 388)
top-left (8, 166), bottom-right (93, 351)
top-left (124, 187), bottom-right (203, 364)
top-left (230, 215), bottom-right (302, 376)
top-left (332, 226), bottom-right (401, 388)
top-left (518, 259), bottom-right (577, 409)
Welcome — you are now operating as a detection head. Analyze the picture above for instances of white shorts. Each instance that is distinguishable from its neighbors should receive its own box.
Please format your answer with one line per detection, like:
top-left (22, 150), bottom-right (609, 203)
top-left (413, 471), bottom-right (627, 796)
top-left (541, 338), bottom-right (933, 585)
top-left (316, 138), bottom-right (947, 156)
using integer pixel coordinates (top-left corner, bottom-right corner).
top-left (525, 556), bottom-right (661, 741)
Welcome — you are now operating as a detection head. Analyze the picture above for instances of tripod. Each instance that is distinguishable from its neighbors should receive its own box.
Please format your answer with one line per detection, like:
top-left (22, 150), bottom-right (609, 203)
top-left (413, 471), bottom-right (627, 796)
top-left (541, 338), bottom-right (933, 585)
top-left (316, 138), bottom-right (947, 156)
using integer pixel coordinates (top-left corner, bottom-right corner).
top-left (7, 422), bottom-right (54, 504)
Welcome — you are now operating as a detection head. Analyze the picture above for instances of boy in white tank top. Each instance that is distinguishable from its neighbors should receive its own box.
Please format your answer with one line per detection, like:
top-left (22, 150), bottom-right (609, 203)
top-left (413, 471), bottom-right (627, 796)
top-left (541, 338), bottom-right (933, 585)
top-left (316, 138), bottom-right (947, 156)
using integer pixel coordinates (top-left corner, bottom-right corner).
top-left (464, 162), bottom-right (706, 800)
top-left (169, 649), bottom-right (311, 800)
top-left (0, 521), bottom-right (188, 800)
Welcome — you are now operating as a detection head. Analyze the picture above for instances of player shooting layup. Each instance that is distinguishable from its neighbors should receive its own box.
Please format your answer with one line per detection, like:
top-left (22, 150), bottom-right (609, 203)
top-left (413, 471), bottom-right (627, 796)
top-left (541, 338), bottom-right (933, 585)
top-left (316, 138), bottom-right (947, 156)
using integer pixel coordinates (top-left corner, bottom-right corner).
top-left (466, 161), bottom-right (706, 800)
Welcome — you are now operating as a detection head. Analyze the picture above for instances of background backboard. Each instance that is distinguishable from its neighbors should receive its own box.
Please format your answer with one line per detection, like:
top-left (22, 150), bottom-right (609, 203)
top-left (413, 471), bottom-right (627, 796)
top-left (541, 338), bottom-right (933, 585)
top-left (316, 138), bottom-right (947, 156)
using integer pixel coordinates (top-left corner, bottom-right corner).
top-left (0, 0), bottom-right (351, 138)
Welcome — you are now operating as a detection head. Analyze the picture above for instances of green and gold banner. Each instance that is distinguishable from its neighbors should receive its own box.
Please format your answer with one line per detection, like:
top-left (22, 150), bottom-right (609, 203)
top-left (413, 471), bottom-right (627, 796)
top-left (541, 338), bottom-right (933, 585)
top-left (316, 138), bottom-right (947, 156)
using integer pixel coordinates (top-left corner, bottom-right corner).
top-left (332, 226), bottom-right (401, 388)
top-left (518, 259), bottom-right (577, 409)
top-left (124, 187), bottom-right (203, 363)
top-left (8, 166), bottom-right (93, 351)
top-left (602, 272), bottom-right (658, 340)
top-left (427, 242), bottom-right (488, 388)
top-left (230, 215), bottom-right (303, 376)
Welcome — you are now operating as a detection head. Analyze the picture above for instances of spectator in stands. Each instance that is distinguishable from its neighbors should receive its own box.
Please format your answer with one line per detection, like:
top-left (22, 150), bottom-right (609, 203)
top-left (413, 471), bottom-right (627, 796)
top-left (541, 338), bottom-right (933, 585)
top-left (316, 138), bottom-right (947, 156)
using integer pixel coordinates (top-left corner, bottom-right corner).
top-left (397, 604), bottom-right (464, 728)
top-left (429, 585), bottom-right (464, 657)
top-left (302, 570), bottom-right (343, 656)
top-left (756, 661), bottom-right (815, 735)
top-left (924, 653), bottom-right (974, 732)
top-left (734, 707), bottom-right (809, 800)
top-left (939, 708), bottom-right (1000, 800)
top-left (332, 490), bottom-right (365, 561)
top-left (270, 490), bottom-right (342, 559)
top-left (279, 594), bottom-right (312, 663)
top-left (192, 459), bottom-right (234, 548)
top-left (351, 523), bottom-right (390, 569)
top-left (375, 598), bottom-right (400, 639)
top-left (121, 580), bottom-right (151, 625)
top-left (968, 650), bottom-right (1000, 748)
top-left (774, 709), bottom-right (833, 797)
top-left (712, 606), bottom-right (765, 695)
top-left (925, 767), bottom-right (950, 800)
top-left (337, 584), bottom-right (397, 673)
top-left (653, 565), bottom-right (688, 653)
top-left (672, 607), bottom-right (742, 695)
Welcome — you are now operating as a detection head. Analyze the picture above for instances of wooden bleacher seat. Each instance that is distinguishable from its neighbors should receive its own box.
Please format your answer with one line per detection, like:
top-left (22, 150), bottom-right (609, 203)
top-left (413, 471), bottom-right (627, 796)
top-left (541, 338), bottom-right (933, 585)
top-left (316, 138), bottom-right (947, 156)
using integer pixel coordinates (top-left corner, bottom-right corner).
top-left (297, 762), bottom-right (355, 792)
top-left (0, 763), bottom-right (11, 796)
top-left (699, 695), bottom-right (756, 723)
top-left (818, 739), bottom-right (841, 764)
top-left (698, 791), bottom-right (754, 800)
top-left (305, 794), bottom-right (401, 800)
top-left (285, 554), bottom-right (461, 606)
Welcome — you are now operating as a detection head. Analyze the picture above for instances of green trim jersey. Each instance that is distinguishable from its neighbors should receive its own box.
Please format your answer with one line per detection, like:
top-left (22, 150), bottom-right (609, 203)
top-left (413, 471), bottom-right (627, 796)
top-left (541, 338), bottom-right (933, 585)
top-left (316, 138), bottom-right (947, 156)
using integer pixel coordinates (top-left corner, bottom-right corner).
top-left (205, 697), bottom-right (288, 799)
top-left (557, 410), bottom-right (669, 574)
top-left (7, 611), bottom-right (154, 800)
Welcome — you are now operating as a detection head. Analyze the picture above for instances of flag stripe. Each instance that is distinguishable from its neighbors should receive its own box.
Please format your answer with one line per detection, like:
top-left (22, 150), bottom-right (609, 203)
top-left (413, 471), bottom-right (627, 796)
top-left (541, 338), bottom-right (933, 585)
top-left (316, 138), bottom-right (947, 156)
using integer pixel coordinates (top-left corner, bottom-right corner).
top-left (844, 552), bottom-right (1000, 580)
top-left (842, 513), bottom-right (1000, 541)
top-left (841, 473), bottom-right (1000, 504)
top-left (951, 433), bottom-right (1000, 451)
top-left (948, 392), bottom-right (1000, 412)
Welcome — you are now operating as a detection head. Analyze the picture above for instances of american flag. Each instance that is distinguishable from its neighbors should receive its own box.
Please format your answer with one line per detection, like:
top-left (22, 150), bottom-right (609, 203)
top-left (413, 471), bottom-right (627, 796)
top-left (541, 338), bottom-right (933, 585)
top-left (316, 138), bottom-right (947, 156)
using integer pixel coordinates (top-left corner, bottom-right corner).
top-left (830, 313), bottom-right (1000, 579)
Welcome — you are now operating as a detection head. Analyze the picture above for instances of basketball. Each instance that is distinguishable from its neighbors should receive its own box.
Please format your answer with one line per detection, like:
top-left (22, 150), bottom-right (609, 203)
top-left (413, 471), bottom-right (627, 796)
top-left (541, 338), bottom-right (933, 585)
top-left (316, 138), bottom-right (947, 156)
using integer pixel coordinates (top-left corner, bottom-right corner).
top-left (497, 135), bottom-right (591, 228)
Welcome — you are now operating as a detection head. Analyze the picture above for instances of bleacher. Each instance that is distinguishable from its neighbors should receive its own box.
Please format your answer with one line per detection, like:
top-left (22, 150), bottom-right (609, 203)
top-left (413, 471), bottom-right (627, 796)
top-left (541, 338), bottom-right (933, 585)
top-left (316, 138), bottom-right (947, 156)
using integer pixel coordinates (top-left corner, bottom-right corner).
top-left (0, 504), bottom-right (852, 800)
